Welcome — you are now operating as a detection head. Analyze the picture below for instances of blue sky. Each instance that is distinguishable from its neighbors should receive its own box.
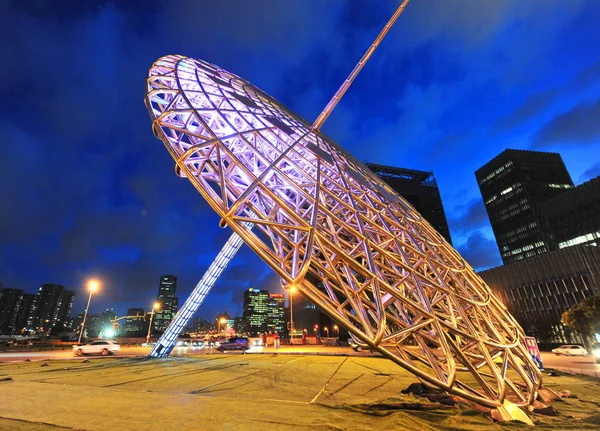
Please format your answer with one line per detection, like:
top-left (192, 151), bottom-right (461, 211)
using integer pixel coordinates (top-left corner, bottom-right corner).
top-left (1, 0), bottom-right (599, 320)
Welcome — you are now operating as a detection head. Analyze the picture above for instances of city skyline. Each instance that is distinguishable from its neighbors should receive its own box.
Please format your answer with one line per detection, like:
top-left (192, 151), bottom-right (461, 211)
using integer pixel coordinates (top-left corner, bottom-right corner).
top-left (1, 1), bottom-right (600, 320)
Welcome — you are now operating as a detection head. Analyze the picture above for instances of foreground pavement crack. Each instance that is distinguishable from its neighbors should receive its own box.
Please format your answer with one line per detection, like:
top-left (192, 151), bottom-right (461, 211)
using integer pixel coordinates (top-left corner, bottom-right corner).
top-left (310, 356), bottom-right (348, 404)
top-left (0, 416), bottom-right (84, 430)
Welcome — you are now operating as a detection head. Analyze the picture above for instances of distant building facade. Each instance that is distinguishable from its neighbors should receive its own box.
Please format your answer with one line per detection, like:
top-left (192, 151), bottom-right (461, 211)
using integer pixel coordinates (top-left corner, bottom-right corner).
top-left (15, 293), bottom-right (36, 333)
top-left (479, 244), bottom-right (600, 343)
top-left (154, 275), bottom-right (179, 333)
top-left (475, 149), bottom-right (574, 264)
top-left (0, 288), bottom-right (25, 335)
top-left (242, 289), bottom-right (288, 335)
top-left (268, 293), bottom-right (285, 333)
top-left (233, 316), bottom-right (247, 334)
top-left (542, 176), bottom-right (600, 250)
top-left (30, 284), bottom-right (75, 335)
top-left (365, 162), bottom-right (453, 245)
top-left (191, 317), bottom-right (213, 334)
top-left (122, 307), bottom-right (146, 336)
top-left (243, 288), bottom-right (270, 335)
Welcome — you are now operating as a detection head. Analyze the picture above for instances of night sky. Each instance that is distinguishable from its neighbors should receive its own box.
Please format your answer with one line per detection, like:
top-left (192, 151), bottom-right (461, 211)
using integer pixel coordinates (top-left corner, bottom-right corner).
top-left (2, 0), bottom-right (599, 321)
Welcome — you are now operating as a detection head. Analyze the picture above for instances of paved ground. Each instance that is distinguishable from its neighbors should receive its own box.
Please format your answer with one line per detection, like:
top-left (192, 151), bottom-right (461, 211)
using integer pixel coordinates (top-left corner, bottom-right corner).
top-left (1, 354), bottom-right (600, 431)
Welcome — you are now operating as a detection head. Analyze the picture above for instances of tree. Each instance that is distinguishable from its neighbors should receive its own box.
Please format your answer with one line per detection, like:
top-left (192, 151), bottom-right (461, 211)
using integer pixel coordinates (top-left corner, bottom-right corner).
top-left (562, 295), bottom-right (600, 338)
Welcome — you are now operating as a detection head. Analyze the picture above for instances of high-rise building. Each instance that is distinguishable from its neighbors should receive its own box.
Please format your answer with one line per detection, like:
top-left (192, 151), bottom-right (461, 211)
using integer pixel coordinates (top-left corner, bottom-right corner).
top-left (154, 275), bottom-right (179, 333)
top-left (268, 293), bottom-right (285, 333)
top-left (122, 308), bottom-right (145, 336)
top-left (0, 288), bottom-right (25, 335)
top-left (30, 284), bottom-right (75, 334)
top-left (475, 149), bottom-right (574, 264)
top-left (365, 162), bottom-right (453, 245)
top-left (15, 293), bottom-right (35, 333)
top-left (242, 288), bottom-right (270, 335)
top-left (55, 289), bottom-right (75, 333)
top-left (542, 176), bottom-right (600, 250)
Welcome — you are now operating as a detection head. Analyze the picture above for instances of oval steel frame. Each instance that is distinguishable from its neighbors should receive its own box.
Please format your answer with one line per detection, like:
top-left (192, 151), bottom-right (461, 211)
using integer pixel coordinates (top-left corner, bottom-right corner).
top-left (145, 55), bottom-right (542, 411)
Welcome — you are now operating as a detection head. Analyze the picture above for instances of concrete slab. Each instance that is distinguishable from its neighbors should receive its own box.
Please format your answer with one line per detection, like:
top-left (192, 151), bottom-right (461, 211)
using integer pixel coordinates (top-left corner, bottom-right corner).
top-left (0, 355), bottom-right (599, 430)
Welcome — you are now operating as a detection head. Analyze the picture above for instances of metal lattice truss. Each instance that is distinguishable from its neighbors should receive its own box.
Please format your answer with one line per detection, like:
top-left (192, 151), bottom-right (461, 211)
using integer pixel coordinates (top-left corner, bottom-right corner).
top-left (145, 55), bottom-right (542, 410)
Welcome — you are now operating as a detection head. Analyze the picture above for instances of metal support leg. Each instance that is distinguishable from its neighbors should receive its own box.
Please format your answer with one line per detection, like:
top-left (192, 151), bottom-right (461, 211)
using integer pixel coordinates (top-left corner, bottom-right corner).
top-left (150, 225), bottom-right (250, 358)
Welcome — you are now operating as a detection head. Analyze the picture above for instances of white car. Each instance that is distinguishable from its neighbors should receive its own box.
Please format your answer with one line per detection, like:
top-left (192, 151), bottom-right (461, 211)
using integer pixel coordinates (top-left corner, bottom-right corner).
top-left (551, 345), bottom-right (588, 356)
top-left (73, 340), bottom-right (120, 356)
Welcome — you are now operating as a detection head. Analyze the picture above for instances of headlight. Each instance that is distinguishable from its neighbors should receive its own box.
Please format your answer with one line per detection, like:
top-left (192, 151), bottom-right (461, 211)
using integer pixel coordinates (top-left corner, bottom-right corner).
top-left (593, 349), bottom-right (600, 358)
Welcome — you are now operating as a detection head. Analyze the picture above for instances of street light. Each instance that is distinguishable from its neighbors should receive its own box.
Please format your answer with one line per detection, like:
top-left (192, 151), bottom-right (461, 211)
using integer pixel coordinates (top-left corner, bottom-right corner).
top-left (324, 326), bottom-right (329, 337)
top-left (333, 325), bottom-right (339, 337)
top-left (78, 279), bottom-right (100, 345)
top-left (218, 318), bottom-right (227, 335)
top-left (288, 285), bottom-right (297, 340)
top-left (146, 302), bottom-right (161, 345)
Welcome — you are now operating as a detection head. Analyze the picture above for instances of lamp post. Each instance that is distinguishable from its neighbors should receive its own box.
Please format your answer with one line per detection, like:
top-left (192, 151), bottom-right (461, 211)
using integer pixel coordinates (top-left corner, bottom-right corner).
top-left (324, 326), bottom-right (329, 338)
top-left (146, 302), bottom-right (160, 345)
top-left (288, 285), bottom-right (296, 340)
top-left (78, 279), bottom-right (99, 345)
top-left (333, 325), bottom-right (339, 337)
top-left (218, 318), bottom-right (226, 336)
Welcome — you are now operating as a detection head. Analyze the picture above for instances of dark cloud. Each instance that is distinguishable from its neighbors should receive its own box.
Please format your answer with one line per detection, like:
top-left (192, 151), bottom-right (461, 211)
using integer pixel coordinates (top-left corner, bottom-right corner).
top-left (448, 199), bottom-right (489, 235)
top-left (533, 98), bottom-right (600, 148)
top-left (579, 163), bottom-right (600, 183)
top-left (457, 232), bottom-right (502, 271)
top-left (496, 61), bottom-right (600, 133)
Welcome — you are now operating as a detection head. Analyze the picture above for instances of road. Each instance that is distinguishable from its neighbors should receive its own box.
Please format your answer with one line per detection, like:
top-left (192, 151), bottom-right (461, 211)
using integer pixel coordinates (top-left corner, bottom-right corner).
top-left (540, 350), bottom-right (600, 372)
top-left (1, 345), bottom-right (598, 374)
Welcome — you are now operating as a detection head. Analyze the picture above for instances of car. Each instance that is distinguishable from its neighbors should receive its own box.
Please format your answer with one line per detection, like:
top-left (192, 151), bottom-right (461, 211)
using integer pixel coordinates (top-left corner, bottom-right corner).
top-left (591, 344), bottom-right (600, 364)
top-left (217, 337), bottom-right (250, 352)
top-left (551, 345), bottom-right (588, 356)
top-left (73, 340), bottom-right (120, 356)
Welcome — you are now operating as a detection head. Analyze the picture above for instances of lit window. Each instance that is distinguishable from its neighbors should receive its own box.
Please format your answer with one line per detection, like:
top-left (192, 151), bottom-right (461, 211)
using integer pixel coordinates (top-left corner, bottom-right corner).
top-left (485, 195), bottom-right (497, 205)
top-left (559, 231), bottom-right (600, 249)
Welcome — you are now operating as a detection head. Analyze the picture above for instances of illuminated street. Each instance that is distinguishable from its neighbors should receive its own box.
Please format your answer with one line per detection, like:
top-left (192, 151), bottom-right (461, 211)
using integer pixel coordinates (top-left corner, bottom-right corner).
top-left (1, 354), bottom-right (600, 431)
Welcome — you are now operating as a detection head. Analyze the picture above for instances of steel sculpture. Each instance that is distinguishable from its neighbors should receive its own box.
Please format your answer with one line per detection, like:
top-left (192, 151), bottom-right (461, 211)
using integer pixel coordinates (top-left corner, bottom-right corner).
top-left (145, 53), bottom-right (542, 419)
top-left (148, 0), bottom-right (410, 360)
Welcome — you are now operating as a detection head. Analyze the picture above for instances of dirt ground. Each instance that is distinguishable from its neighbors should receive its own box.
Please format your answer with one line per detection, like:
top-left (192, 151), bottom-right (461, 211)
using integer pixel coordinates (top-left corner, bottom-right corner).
top-left (0, 354), bottom-right (599, 430)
